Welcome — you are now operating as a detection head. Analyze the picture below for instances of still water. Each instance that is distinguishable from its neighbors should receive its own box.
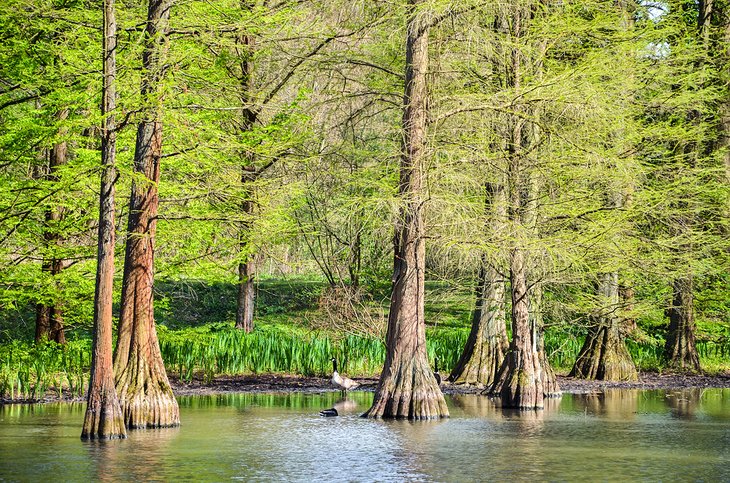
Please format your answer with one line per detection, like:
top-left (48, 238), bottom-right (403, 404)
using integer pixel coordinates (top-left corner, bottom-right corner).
top-left (2, 389), bottom-right (730, 482)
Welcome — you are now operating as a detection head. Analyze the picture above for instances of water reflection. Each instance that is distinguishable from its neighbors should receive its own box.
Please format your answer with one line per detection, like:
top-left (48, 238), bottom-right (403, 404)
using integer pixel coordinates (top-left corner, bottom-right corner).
top-left (573, 389), bottom-right (638, 419)
top-left (2, 389), bottom-right (730, 481)
top-left (665, 388), bottom-right (702, 420)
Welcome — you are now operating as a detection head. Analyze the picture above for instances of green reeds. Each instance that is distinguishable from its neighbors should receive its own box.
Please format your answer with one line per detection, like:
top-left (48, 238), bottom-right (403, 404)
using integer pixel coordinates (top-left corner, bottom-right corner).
top-left (0, 340), bottom-right (89, 400)
top-left (157, 325), bottom-right (468, 382)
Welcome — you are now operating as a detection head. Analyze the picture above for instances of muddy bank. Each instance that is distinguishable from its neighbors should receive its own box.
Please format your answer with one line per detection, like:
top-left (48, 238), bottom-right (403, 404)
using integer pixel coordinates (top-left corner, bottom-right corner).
top-left (3, 371), bottom-right (730, 404)
top-left (169, 371), bottom-right (730, 397)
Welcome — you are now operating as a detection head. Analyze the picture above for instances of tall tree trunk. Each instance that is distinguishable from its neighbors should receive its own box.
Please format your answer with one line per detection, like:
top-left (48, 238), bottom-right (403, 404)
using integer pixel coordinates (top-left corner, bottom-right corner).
top-left (450, 182), bottom-right (508, 387)
top-left (571, 273), bottom-right (638, 381)
top-left (530, 283), bottom-right (562, 396)
top-left (364, 0), bottom-right (448, 419)
top-left (486, 5), bottom-right (556, 407)
top-left (235, 9), bottom-right (257, 332)
top-left (449, 260), bottom-right (507, 387)
top-left (82, 0), bottom-right (126, 440)
top-left (489, 248), bottom-right (545, 408)
top-left (235, 179), bottom-right (255, 332)
top-left (35, 110), bottom-right (68, 345)
top-left (664, 276), bottom-right (701, 371)
top-left (114, 0), bottom-right (179, 429)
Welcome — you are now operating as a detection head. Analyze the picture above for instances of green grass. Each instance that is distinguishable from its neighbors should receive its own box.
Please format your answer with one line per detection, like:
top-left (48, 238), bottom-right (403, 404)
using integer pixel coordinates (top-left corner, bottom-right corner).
top-left (0, 340), bottom-right (89, 400)
top-left (157, 323), bottom-right (468, 382)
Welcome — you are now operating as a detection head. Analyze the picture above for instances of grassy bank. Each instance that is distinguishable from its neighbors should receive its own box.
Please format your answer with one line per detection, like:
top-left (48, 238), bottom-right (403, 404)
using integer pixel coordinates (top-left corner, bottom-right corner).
top-left (2, 278), bottom-right (729, 400)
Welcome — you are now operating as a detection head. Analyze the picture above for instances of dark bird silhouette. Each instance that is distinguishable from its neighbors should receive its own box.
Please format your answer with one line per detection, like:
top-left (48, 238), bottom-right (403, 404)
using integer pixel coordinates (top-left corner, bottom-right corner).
top-left (434, 356), bottom-right (442, 385)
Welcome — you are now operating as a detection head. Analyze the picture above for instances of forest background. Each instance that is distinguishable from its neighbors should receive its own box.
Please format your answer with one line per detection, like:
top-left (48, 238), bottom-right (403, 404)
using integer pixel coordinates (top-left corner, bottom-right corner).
top-left (0, 0), bottom-right (728, 403)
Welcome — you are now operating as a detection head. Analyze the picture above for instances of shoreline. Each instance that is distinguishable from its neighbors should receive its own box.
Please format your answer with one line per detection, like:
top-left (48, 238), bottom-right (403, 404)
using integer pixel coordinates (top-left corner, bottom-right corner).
top-left (3, 371), bottom-right (729, 405)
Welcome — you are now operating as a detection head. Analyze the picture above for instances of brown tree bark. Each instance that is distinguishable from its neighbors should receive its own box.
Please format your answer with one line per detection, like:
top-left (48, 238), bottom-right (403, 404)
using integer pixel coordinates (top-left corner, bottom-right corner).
top-left (570, 273), bottom-right (638, 381)
top-left (530, 284), bottom-right (562, 396)
top-left (489, 248), bottom-right (545, 409)
top-left (363, 0), bottom-right (448, 419)
top-left (663, 276), bottom-right (701, 371)
top-left (450, 183), bottom-right (509, 389)
top-left (234, 5), bottom-right (257, 332)
top-left (82, 0), bottom-right (126, 440)
top-left (486, 3), bottom-right (558, 408)
top-left (449, 260), bottom-right (507, 387)
top-left (35, 110), bottom-right (68, 345)
top-left (113, 0), bottom-right (179, 429)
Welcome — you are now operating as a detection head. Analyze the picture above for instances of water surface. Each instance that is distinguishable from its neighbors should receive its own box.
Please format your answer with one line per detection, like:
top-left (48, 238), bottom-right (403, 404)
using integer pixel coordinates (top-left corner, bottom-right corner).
top-left (1, 389), bottom-right (730, 481)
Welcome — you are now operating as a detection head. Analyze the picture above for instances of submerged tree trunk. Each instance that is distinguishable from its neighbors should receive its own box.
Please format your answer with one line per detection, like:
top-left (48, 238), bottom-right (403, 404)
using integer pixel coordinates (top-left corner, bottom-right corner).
top-left (82, 0), bottom-right (126, 440)
top-left (664, 276), bottom-right (701, 371)
top-left (35, 110), bottom-right (68, 345)
top-left (489, 248), bottom-right (545, 409)
top-left (114, 0), bottom-right (179, 429)
top-left (571, 273), bottom-right (638, 381)
top-left (364, 0), bottom-right (448, 419)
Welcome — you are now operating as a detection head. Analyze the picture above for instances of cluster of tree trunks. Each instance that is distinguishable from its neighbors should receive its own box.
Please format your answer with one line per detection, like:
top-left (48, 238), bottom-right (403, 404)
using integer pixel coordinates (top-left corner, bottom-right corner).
top-left (84, 0), bottom-right (178, 438)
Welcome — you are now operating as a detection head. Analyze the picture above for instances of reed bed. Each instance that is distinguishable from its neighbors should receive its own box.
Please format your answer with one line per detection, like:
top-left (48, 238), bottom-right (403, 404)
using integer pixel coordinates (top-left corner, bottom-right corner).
top-left (1, 325), bottom-right (728, 399)
top-left (0, 340), bottom-right (88, 400)
top-left (157, 324), bottom-right (468, 382)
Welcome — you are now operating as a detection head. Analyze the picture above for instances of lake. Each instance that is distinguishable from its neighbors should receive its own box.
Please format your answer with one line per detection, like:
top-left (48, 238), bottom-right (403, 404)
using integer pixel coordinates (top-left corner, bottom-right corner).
top-left (1, 389), bottom-right (730, 481)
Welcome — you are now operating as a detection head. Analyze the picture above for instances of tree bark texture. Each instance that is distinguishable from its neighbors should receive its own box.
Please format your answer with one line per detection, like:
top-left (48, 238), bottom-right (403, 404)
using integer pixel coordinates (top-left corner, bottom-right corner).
top-left (664, 276), bottom-right (701, 372)
top-left (114, 0), bottom-right (179, 429)
top-left (364, 0), bottom-right (448, 419)
top-left (530, 284), bottom-right (562, 396)
top-left (570, 273), bottom-right (638, 381)
top-left (35, 109), bottom-right (68, 345)
top-left (450, 183), bottom-right (509, 390)
top-left (82, 0), bottom-right (126, 440)
top-left (235, 13), bottom-right (257, 332)
top-left (488, 248), bottom-right (545, 409)
top-left (449, 261), bottom-right (507, 387)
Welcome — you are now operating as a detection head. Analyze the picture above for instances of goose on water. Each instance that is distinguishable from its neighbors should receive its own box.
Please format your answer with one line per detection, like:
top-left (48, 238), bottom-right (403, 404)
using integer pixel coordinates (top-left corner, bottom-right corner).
top-left (319, 397), bottom-right (357, 417)
top-left (331, 357), bottom-right (360, 391)
top-left (319, 408), bottom-right (338, 417)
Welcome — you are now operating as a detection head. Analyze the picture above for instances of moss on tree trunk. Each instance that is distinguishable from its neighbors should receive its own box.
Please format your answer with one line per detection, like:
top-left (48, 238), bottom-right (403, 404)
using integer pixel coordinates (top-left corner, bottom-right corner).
top-left (571, 273), bottom-right (637, 381)
top-left (449, 263), bottom-right (508, 387)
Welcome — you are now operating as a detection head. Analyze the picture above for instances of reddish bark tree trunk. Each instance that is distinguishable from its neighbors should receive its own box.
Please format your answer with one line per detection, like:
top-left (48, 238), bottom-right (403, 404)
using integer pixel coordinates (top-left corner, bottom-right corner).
top-left (113, 0), bottom-right (179, 429)
top-left (82, 0), bottom-right (126, 440)
top-left (571, 273), bottom-right (638, 381)
top-left (664, 276), bottom-right (701, 372)
top-left (35, 110), bottom-right (68, 345)
top-left (364, 0), bottom-right (448, 419)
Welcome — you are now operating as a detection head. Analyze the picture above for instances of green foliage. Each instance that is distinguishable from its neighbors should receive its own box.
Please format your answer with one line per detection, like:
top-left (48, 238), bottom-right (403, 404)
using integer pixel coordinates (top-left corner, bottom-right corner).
top-left (157, 323), bottom-right (467, 381)
top-left (0, 339), bottom-right (88, 400)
